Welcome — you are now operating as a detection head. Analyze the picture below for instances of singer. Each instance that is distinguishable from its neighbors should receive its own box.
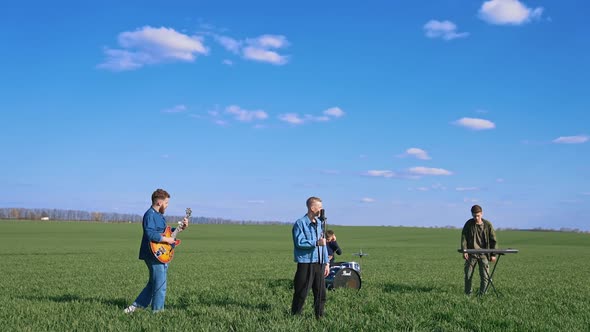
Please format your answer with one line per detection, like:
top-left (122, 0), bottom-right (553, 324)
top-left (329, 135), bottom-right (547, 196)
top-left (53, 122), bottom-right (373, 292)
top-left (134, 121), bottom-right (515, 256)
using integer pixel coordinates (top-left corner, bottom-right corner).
top-left (291, 196), bottom-right (330, 319)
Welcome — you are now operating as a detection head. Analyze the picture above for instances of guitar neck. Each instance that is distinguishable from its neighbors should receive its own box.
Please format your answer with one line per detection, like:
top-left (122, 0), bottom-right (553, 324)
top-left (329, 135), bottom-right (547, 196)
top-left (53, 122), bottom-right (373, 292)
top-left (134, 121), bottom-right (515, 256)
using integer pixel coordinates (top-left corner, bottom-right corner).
top-left (170, 226), bottom-right (182, 239)
top-left (171, 208), bottom-right (192, 239)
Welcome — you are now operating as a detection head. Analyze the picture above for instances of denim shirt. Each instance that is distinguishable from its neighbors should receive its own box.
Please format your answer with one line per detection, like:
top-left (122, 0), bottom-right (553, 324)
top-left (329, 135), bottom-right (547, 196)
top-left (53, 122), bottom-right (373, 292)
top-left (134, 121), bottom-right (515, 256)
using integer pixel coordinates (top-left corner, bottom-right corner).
top-left (138, 207), bottom-right (167, 260)
top-left (292, 215), bottom-right (329, 264)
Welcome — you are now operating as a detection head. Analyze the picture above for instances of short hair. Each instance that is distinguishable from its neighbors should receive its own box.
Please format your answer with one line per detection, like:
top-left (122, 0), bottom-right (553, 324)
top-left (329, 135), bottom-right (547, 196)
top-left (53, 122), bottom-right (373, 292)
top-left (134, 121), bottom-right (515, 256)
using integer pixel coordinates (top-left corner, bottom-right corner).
top-left (326, 230), bottom-right (335, 237)
top-left (151, 189), bottom-right (170, 204)
top-left (471, 204), bottom-right (483, 214)
top-left (306, 196), bottom-right (322, 209)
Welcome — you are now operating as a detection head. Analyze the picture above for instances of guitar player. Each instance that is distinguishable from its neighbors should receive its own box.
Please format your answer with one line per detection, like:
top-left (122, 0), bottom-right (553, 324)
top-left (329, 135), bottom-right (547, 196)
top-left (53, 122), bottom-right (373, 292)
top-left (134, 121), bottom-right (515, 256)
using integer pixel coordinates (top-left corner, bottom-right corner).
top-left (124, 188), bottom-right (189, 313)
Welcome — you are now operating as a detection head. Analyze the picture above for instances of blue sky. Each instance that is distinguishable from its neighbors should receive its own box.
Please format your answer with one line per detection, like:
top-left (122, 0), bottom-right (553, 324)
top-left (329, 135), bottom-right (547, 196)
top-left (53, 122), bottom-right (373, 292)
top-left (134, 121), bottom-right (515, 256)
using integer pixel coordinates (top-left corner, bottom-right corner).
top-left (1, 0), bottom-right (588, 230)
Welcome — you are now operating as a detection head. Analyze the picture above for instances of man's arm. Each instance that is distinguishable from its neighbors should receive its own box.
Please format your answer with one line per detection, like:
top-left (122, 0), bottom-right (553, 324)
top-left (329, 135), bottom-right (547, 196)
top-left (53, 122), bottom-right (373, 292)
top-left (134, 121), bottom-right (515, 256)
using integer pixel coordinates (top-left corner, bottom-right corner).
top-left (332, 241), bottom-right (342, 255)
top-left (488, 223), bottom-right (498, 253)
top-left (461, 223), bottom-right (469, 260)
top-left (144, 214), bottom-right (163, 243)
top-left (144, 214), bottom-right (175, 244)
top-left (292, 222), bottom-right (315, 249)
top-left (460, 224), bottom-right (468, 250)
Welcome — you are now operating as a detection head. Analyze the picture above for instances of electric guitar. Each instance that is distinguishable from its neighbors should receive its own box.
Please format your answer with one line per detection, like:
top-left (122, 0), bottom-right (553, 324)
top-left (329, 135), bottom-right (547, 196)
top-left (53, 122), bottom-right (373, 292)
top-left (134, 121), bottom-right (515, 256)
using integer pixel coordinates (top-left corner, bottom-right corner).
top-left (150, 208), bottom-right (191, 263)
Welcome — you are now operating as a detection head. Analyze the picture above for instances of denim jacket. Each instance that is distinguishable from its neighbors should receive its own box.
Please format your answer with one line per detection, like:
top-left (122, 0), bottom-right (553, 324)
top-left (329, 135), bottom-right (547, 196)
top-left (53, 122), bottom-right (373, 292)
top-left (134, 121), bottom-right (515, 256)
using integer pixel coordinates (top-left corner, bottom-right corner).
top-left (138, 207), bottom-right (168, 261)
top-left (292, 215), bottom-right (329, 264)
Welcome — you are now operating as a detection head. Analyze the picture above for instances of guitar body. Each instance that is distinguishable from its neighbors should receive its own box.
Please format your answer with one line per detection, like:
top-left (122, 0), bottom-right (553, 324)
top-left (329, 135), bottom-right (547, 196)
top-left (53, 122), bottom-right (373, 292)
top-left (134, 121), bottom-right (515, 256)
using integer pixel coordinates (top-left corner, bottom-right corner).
top-left (149, 208), bottom-right (191, 264)
top-left (150, 226), bottom-right (182, 264)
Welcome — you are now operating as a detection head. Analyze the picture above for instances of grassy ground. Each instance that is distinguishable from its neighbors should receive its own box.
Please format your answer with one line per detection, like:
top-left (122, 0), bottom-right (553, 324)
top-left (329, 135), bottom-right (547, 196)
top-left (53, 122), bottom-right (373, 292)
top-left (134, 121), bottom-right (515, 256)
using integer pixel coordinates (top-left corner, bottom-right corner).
top-left (1, 220), bottom-right (588, 331)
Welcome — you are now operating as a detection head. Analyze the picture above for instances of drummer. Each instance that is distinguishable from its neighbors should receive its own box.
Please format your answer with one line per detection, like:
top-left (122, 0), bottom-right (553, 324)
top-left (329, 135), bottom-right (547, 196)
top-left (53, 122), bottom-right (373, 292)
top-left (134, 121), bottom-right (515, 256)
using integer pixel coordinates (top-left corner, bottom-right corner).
top-left (326, 230), bottom-right (342, 265)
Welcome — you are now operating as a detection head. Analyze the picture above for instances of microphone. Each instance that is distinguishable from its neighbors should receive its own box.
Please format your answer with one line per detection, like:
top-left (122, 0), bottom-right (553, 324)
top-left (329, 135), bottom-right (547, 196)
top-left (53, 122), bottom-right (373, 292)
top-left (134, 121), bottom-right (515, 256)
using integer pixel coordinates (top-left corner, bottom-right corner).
top-left (319, 209), bottom-right (327, 222)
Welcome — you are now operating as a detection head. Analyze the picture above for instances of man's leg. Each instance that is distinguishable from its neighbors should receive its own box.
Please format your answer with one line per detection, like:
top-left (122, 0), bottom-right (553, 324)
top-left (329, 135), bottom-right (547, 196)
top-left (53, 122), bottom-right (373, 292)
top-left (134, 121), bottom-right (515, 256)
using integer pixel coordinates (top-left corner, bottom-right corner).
top-left (464, 256), bottom-right (477, 295)
top-left (478, 256), bottom-right (490, 295)
top-left (150, 262), bottom-right (168, 312)
top-left (291, 263), bottom-right (311, 315)
top-left (132, 260), bottom-right (155, 308)
top-left (311, 263), bottom-right (326, 318)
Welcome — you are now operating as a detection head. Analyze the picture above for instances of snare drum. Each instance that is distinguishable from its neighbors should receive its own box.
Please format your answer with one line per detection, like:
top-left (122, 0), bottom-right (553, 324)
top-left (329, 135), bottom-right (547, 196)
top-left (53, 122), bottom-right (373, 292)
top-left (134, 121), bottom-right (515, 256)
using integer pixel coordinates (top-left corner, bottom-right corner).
top-left (340, 261), bottom-right (361, 273)
top-left (325, 266), bottom-right (361, 290)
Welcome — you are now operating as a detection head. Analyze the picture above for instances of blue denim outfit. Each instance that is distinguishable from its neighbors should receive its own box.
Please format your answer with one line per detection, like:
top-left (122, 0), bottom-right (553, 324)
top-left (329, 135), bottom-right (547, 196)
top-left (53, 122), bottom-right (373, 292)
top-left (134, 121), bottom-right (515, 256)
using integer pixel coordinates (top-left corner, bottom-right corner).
top-left (132, 207), bottom-right (173, 312)
top-left (292, 215), bottom-right (329, 264)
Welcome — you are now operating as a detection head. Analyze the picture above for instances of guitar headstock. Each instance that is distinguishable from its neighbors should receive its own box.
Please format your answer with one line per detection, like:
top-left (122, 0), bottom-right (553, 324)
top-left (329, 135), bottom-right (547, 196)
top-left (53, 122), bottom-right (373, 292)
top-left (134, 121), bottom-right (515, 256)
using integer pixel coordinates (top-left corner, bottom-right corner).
top-left (177, 208), bottom-right (192, 232)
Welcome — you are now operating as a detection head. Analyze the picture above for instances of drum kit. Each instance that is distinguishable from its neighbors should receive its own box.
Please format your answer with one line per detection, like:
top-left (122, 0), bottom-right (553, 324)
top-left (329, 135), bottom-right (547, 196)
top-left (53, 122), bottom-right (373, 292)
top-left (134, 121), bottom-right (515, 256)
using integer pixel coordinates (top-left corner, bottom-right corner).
top-left (325, 250), bottom-right (367, 290)
top-left (320, 210), bottom-right (366, 290)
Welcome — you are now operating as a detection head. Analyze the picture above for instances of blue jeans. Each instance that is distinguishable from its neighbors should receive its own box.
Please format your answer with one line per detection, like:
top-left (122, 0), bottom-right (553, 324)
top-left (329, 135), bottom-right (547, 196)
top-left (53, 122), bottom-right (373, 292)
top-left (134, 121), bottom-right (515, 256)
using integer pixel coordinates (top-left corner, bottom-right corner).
top-left (133, 259), bottom-right (168, 312)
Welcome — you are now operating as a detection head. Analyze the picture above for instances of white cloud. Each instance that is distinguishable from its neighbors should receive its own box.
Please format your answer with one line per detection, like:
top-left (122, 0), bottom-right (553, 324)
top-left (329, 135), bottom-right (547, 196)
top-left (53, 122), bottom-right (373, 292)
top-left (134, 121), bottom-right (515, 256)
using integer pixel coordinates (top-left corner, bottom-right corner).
top-left (360, 197), bottom-right (375, 203)
top-left (247, 200), bottom-right (265, 204)
top-left (215, 35), bottom-right (241, 54)
top-left (279, 107), bottom-right (345, 125)
top-left (364, 170), bottom-right (396, 178)
top-left (242, 46), bottom-right (288, 65)
top-left (454, 117), bottom-right (496, 130)
top-left (214, 33), bottom-right (290, 65)
top-left (323, 107), bottom-right (345, 118)
top-left (479, 0), bottom-right (544, 25)
top-left (408, 167), bottom-right (453, 176)
top-left (304, 114), bottom-right (331, 122)
top-left (222, 59), bottom-right (234, 66)
top-left (456, 187), bottom-right (480, 191)
top-left (552, 135), bottom-right (589, 144)
top-left (278, 113), bottom-right (305, 125)
top-left (463, 198), bottom-right (479, 203)
top-left (402, 148), bottom-right (431, 160)
top-left (98, 26), bottom-right (209, 71)
top-left (247, 34), bottom-right (289, 49)
top-left (225, 105), bottom-right (268, 122)
top-left (413, 183), bottom-right (447, 191)
top-left (423, 20), bottom-right (469, 40)
top-left (162, 104), bottom-right (187, 113)
top-left (243, 34), bottom-right (289, 65)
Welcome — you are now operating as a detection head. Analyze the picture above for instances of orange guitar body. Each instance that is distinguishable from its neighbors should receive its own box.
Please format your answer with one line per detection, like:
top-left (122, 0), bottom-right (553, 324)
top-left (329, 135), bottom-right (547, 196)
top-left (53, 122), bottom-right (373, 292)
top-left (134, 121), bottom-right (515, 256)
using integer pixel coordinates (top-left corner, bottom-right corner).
top-left (149, 226), bottom-right (181, 264)
top-left (149, 208), bottom-right (191, 264)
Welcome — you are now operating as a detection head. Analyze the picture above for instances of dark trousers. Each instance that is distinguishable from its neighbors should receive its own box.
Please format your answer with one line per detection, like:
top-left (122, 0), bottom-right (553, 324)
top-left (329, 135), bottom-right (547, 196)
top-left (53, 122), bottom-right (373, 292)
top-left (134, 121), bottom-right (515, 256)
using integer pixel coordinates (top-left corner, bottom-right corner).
top-left (291, 263), bottom-right (326, 317)
top-left (464, 255), bottom-right (490, 295)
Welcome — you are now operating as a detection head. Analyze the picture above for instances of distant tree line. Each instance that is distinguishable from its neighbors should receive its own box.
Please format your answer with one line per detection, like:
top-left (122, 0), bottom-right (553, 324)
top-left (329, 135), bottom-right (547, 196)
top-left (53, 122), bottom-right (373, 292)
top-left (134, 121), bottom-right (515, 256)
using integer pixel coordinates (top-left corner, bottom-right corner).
top-left (0, 208), bottom-right (288, 225)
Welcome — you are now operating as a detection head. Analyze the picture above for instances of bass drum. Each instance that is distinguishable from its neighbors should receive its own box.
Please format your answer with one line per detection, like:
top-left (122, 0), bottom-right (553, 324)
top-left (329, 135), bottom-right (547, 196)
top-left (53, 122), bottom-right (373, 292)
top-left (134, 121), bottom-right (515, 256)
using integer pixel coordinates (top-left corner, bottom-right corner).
top-left (325, 267), bottom-right (361, 290)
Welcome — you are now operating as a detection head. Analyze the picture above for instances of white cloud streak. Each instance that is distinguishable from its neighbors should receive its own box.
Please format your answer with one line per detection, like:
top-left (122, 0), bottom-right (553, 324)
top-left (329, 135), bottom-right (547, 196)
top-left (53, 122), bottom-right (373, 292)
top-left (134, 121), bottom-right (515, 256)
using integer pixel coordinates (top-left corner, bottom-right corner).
top-left (278, 107), bottom-right (345, 125)
top-left (424, 20), bottom-right (469, 40)
top-left (454, 117), bottom-right (496, 130)
top-left (162, 104), bottom-right (187, 113)
top-left (360, 197), bottom-right (375, 203)
top-left (278, 113), bottom-right (305, 125)
top-left (552, 135), bottom-right (589, 144)
top-left (408, 167), bottom-right (453, 176)
top-left (247, 200), bottom-right (266, 204)
top-left (214, 34), bottom-right (290, 65)
top-left (225, 105), bottom-right (268, 122)
top-left (364, 170), bottom-right (396, 178)
top-left (323, 107), bottom-right (345, 118)
top-left (98, 26), bottom-right (209, 71)
top-left (403, 148), bottom-right (431, 160)
top-left (456, 187), bottom-right (480, 191)
top-left (479, 0), bottom-right (544, 25)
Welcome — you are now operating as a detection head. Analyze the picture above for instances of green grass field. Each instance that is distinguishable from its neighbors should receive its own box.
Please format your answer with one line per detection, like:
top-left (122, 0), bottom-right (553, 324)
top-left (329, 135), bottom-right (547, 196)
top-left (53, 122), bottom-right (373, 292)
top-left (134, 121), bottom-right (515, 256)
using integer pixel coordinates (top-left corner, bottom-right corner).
top-left (1, 220), bottom-right (589, 331)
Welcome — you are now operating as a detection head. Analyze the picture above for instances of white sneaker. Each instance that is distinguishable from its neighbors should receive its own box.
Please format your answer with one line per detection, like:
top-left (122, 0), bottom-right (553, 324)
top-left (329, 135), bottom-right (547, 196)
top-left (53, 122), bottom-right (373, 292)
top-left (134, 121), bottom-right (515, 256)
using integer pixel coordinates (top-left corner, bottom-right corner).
top-left (124, 305), bottom-right (138, 314)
